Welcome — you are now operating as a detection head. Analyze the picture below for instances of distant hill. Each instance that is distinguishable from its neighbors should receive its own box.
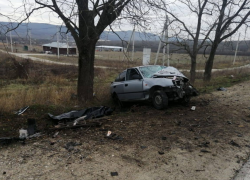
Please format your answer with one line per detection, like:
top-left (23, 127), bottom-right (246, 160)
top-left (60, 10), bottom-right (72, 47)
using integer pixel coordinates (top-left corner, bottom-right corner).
top-left (0, 22), bottom-right (160, 42)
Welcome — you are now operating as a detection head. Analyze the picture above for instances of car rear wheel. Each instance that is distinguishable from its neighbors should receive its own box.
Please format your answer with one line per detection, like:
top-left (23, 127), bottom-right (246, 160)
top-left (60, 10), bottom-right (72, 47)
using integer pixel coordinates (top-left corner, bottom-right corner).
top-left (152, 90), bottom-right (168, 110)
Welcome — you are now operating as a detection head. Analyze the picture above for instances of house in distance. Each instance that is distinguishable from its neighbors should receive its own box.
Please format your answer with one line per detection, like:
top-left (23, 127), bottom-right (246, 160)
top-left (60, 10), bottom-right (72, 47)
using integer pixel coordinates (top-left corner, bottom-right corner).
top-left (42, 42), bottom-right (77, 55)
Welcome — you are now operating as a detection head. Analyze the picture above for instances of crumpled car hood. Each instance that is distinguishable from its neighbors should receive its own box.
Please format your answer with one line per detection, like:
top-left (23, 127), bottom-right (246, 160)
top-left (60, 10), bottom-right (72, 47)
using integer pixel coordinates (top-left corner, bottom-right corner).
top-left (152, 66), bottom-right (187, 79)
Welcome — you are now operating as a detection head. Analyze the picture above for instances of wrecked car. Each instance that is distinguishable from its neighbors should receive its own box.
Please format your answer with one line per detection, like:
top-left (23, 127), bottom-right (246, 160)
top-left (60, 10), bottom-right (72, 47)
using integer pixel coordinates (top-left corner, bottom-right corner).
top-left (110, 65), bottom-right (198, 109)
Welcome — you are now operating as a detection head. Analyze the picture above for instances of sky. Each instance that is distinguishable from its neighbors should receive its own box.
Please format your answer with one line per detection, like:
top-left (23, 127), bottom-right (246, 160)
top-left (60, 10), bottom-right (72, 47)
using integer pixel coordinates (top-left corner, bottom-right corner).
top-left (0, 0), bottom-right (249, 41)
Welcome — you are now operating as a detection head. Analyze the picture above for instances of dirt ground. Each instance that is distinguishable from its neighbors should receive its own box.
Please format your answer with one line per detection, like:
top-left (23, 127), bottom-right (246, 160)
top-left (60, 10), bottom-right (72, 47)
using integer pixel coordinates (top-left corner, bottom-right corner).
top-left (1, 80), bottom-right (250, 180)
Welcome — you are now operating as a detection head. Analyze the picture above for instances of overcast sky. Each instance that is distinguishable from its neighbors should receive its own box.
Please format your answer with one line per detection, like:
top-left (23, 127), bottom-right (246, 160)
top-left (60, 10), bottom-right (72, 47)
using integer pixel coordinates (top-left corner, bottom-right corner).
top-left (0, 0), bottom-right (249, 41)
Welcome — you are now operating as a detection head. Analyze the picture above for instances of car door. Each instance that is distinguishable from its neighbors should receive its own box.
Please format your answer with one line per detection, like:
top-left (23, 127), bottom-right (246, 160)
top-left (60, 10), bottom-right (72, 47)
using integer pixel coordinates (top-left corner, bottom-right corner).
top-left (111, 71), bottom-right (126, 99)
top-left (122, 68), bottom-right (144, 100)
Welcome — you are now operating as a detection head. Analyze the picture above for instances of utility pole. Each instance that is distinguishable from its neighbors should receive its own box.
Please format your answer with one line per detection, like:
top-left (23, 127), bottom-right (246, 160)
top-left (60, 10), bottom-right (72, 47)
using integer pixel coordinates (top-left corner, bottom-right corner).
top-left (57, 27), bottom-right (59, 59)
top-left (67, 34), bottom-right (69, 56)
top-left (6, 34), bottom-right (9, 49)
top-left (233, 33), bottom-right (241, 65)
top-left (155, 15), bottom-right (169, 66)
top-left (29, 29), bottom-right (32, 51)
top-left (122, 23), bottom-right (135, 61)
top-left (10, 31), bottom-right (13, 53)
top-left (132, 25), bottom-right (135, 62)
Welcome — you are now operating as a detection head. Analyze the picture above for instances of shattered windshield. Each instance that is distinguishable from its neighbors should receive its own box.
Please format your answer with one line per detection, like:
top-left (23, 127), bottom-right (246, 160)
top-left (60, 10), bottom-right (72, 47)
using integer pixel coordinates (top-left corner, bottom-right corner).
top-left (139, 66), bottom-right (167, 78)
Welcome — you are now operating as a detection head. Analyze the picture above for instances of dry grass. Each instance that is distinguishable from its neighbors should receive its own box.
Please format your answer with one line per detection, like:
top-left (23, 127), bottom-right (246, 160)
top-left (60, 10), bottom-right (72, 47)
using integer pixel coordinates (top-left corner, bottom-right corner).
top-left (30, 51), bottom-right (250, 70)
top-left (0, 42), bottom-right (43, 53)
top-left (0, 49), bottom-right (250, 113)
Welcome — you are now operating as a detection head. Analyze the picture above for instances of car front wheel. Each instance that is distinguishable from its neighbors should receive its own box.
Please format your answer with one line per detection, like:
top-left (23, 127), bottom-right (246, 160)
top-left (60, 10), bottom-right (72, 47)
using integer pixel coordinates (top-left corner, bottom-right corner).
top-left (152, 90), bottom-right (168, 110)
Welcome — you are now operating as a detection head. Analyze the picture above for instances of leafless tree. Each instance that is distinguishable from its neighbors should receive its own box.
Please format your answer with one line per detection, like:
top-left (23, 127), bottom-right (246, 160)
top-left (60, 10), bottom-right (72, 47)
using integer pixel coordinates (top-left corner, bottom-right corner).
top-left (203, 0), bottom-right (250, 81)
top-left (147, 0), bottom-right (250, 83)
top-left (147, 0), bottom-right (216, 83)
top-left (1, 0), bottom-right (149, 101)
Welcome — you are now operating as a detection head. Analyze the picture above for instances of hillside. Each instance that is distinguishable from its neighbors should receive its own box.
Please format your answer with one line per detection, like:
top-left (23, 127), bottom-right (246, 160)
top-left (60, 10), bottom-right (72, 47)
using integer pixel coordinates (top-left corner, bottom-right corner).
top-left (0, 22), bottom-right (159, 41)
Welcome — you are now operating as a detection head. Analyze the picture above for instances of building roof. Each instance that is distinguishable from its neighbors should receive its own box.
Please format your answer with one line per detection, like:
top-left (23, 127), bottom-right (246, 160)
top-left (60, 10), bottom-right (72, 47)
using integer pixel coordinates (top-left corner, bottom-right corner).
top-left (96, 45), bottom-right (123, 49)
top-left (42, 42), bottom-right (75, 48)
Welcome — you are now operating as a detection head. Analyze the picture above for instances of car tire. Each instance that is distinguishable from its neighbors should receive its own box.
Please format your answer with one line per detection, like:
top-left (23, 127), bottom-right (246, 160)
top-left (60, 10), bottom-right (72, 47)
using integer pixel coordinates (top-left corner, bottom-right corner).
top-left (152, 90), bottom-right (168, 110)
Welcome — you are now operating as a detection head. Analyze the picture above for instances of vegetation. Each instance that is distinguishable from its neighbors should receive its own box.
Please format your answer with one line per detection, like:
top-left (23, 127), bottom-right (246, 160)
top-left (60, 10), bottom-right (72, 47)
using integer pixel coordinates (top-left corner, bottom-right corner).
top-left (0, 50), bottom-right (250, 113)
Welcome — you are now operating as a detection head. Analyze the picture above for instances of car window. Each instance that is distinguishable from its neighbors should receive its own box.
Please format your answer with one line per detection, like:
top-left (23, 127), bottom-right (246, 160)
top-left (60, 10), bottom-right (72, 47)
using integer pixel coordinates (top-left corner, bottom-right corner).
top-left (115, 71), bottom-right (126, 82)
top-left (139, 66), bottom-right (166, 78)
top-left (126, 69), bottom-right (140, 80)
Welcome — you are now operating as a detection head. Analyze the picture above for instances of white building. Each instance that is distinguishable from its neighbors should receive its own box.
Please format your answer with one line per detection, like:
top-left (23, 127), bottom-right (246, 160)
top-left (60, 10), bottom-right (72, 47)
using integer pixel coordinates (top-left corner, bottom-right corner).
top-left (96, 45), bottom-right (124, 52)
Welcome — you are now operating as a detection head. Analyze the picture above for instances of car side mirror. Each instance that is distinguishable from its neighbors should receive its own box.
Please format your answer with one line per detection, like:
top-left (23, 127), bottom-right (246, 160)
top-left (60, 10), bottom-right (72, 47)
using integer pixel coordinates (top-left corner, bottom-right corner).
top-left (132, 74), bottom-right (142, 80)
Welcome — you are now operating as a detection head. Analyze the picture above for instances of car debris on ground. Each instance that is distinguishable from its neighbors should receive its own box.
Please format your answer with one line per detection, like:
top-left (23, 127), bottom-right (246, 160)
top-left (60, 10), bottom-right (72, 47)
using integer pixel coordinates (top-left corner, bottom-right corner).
top-left (217, 87), bottom-right (227, 91)
top-left (14, 106), bottom-right (29, 115)
top-left (48, 106), bottom-right (114, 129)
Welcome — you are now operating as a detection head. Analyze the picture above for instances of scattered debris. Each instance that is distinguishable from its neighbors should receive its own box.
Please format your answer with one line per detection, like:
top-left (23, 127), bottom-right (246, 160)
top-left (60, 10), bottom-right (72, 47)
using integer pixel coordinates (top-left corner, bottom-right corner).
top-left (48, 106), bottom-right (113, 122)
top-left (107, 131), bottom-right (112, 137)
top-left (73, 115), bottom-right (87, 126)
top-left (158, 151), bottom-right (165, 155)
top-left (199, 142), bottom-right (210, 148)
top-left (230, 140), bottom-right (240, 148)
top-left (141, 146), bottom-right (147, 149)
top-left (227, 121), bottom-right (232, 124)
top-left (27, 133), bottom-right (42, 139)
top-left (19, 129), bottom-right (28, 139)
top-left (111, 172), bottom-right (118, 176)
top-left (191, 106), bottom-right (196, 111)
top-left (105, 133), bottom-right (123, 141)
top-left (53, 132), bottom-right (59, 138)
top-left (196, 169), bottom-right (205, 172)
top-left (200, 149), bottom-right (211, 153)
top-left (162, 136), bottom-right (167, 140)
top-left (217, 87), bottom-right (227, 91)
top-left (27, 119), bottom-right (37, 136)
top-left (14, 106), bottom-right (29, 115)
top-left (64, 142), bottom-right (82, 152)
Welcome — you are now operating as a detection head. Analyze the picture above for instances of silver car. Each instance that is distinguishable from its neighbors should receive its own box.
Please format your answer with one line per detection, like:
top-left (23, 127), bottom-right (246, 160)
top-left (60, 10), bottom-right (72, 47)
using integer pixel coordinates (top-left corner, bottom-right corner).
top-left (110, 65), bottom-right (198, 109)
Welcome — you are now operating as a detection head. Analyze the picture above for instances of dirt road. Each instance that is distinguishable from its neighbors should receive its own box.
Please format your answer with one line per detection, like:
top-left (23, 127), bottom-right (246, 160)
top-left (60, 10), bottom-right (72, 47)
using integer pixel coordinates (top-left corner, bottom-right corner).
top-left (0, 80), bottom-right (250, 180)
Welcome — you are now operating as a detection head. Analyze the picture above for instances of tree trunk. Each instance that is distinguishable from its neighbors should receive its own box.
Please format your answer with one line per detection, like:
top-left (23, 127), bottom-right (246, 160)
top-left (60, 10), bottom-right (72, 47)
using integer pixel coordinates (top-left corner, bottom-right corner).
top-left (190, 56), bottom-right (197, 84)
top-left (77, 40), bottom-right (97, 102)
top-left (203, 42), bottom-right (219, 81)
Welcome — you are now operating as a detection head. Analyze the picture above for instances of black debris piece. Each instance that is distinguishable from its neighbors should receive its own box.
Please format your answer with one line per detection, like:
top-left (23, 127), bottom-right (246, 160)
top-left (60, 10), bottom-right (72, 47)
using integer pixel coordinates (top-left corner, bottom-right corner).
top-left (217, 87), bottom-right (227, 91)
top-left (105, 134), bottom-right (123, 141)
top-left (27, 119), bottom-right (37, 136)
top-left (199, 141), bottom-right (210, 148)
top-left (48, 106), bottom-right (113, 123)
top-left (200, 149), bottom-right (211, 153)
top-left (3, 172), bottom-right (6, 175)
top-left (0, 137), bottom-right (13, 145)
top-left (141, 146), bottom-right (147, 149)
top-left (0, 137), bottom-right (24, 146)
top-left (111, 172), bottom-right (118, 176)
top-left (230, 140), bottom-right (240, 147)
top-left (158, 151), bottom-right (165, 155)
top-left (162, 136), bottom-right (167, 140)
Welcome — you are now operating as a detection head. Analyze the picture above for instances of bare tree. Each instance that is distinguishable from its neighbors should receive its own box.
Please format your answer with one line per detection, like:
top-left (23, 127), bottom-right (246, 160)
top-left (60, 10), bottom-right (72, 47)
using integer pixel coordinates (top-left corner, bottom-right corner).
top-left (147, 0), bottom-right (217, 83)
top-left (147, 0), bottom-right (250, 83)
top-left (203, 0), bottom-right (250, 81)
top-left (1, 0), bottom-right (146, 101)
